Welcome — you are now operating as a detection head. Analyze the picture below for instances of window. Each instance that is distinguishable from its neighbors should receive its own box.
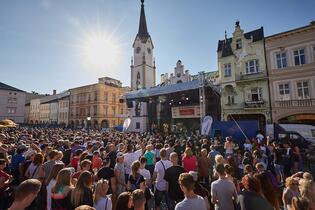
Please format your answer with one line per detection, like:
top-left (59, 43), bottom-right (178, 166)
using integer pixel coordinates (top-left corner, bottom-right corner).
top-left (249, 88), bottom-right (262, 101)
top-left (112, 93), bottom-right (116, 103)
top-left (7, 97), bottom-right (17, 104)
top-left (279, 83), bottom-right (290, 95)
top-left (94, 92), bottom-right (98, 101)
top-left (227, 95), bottom-right (234, 104)
top-left (104, 106), bottom-right (108, 115)
top-left (93, 105), bottom-right (97, 115)
top-left (104, 92), bottom-right (108, 102)
top-left (136, 47), bottom-right (141, 54)
top-left (112, 106), bottom-right (116, 115)
top-left (236, 39), bottom-right (242, 49)
top-left (276, 52), bottom-right (287, 69)
top-left (136, 122), bottom-right (140, 129)
top-left (7, 107), bottom-right (16, 114)
top-left (224, 63), bottom-right (232, 77)
top-left (294, 49), bottom-right (305, 65)
top-left (245, 59), bottom-right (259, 74)
top-left (297, 81), bottom-right (309, 99)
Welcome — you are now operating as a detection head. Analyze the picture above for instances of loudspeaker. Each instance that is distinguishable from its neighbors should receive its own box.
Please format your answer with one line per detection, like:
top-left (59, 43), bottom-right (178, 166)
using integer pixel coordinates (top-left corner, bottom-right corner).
top-left (127, 101), bottom-right (133, 108)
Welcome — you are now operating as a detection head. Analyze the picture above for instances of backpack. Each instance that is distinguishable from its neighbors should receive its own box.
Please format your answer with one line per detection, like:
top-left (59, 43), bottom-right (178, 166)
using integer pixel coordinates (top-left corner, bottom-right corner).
top-left (129, 174), bottom-right (142, 191)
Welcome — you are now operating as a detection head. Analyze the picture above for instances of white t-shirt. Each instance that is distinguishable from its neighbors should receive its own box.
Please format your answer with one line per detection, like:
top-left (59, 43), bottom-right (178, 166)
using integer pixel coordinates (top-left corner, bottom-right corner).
top-left (46, 179), bottom-right (56, 210)
top-left (154, 159), bottom-right (172, 191)
top-left (94, 196), bottom-right (112, 210)
top-left (124, 149), bottom-right (142, 175)
top-left (139, 168), bottom-right (151, 180)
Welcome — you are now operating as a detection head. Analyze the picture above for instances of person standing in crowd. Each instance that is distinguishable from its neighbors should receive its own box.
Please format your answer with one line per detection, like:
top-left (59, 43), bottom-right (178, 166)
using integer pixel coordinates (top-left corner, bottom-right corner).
top-left (198, 149), bottom-right (211, 189)
top-left (282, 176), bottom-right (301, 210)
top-left (224, 137), bottom-right (235, 157)
top-left (124, 144), bottom-right (142, 179)
top-left (0, 158), bottom-right (14, 209)
top-left (97, 157), bottom-right (116, 195)
top-left (132, 189), bottom-right (146, 210)
top-left (189, 171), bottom-right (211, 210)
top-left (46, 163), bottom-right (64, 210)
top-left (211, 164), bottom-right (237, 210)
top-left (127, 161), bottom-right (145, 191)
top-left (114, 152), bottom-right (126, 196)
top-left (8, 179), bottom-right (42, 210)
top-left (72, 159), bottom-right (92, 180)
top-left (115, 191), bottom-right (133, 210)
top-left (43, 150), bottom-right (59, 183)
top-left (94, 179), bottom-right (112, 210)
top-left (238, 174), bottom-right (273, 210)
top-left (175, 173), bottom-right (207, 210)
top-left (153, 148), bottom-right (172, 210)
top-left (254, 172), bottom-right (280, 210)
top-left (144, 144), bottom-right (155, 176)
top-left (182, 147), bottom-right (197, 173)
top-left (10, 144), bottom-right (27, 185)
top-left (51, 168), bottom-right (73, 210)
top-left (70, 171), bottom-right (94, 209)
top-left (164, 152), bottom-right (185, 210)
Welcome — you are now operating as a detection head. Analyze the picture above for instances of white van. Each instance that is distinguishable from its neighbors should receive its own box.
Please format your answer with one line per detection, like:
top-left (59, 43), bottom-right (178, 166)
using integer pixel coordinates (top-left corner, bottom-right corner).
top-left (266, 123), bottom-right (315, 145)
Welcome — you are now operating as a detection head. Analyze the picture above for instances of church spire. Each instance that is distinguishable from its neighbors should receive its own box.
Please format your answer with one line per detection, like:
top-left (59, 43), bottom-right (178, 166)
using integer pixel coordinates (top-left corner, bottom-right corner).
top-left (137, 0), bottom-right (150, 40)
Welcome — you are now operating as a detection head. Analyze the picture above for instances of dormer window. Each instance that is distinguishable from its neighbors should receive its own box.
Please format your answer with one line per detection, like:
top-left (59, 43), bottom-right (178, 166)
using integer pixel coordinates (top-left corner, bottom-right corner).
top-left (136, 47), bottom-right (141, 54)
top-left (236, 39), bottom-right (242, 49)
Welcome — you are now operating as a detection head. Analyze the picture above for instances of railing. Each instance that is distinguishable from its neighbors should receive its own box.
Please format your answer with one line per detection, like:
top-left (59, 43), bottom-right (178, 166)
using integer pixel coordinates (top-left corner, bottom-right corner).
top-left (244, 100), bottom-right (265, 109)
top-left (238, 71), bottom-right (266, 81)
top-left (274, 99), bottom-right (315, 108)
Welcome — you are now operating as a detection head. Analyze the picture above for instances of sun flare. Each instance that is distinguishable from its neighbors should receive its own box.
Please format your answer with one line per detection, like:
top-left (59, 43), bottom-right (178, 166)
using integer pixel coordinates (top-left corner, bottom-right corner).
top-left (80, 30), bottom-right (121, 71)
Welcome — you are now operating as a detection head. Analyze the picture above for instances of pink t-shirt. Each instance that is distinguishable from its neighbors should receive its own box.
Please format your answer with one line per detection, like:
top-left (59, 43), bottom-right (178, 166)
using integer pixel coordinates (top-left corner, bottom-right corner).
top-left (182, 155), bottom-right (197, 172)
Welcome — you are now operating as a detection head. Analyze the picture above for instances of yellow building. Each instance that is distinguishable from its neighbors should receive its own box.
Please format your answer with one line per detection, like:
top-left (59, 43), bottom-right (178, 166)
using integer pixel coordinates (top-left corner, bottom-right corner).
top-left (218, 21), bottom-right (271, 129)
top-left (69, 77), bottom-right (128, 129)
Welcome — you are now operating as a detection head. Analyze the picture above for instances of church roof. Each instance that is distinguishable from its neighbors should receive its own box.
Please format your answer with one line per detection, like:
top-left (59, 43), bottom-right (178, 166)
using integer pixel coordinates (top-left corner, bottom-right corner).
top-left (217, 27), bottom-right (264, 57)
top-left (137, 0), bottom-right (150, 42)
top-left (0, 82), bottom-right (24, 92)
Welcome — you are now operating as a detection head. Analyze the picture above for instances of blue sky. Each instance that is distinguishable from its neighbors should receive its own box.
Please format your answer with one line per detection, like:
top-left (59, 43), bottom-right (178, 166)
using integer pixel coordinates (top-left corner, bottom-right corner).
top-left (0, 0), bottom-right (314, 94)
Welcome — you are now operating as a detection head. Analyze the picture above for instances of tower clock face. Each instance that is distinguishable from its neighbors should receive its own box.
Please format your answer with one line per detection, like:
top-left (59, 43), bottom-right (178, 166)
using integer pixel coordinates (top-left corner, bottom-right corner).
top-left (136, 47), bottom-right (141, 54)
top-left (147, 48), bottom-right (151, 54)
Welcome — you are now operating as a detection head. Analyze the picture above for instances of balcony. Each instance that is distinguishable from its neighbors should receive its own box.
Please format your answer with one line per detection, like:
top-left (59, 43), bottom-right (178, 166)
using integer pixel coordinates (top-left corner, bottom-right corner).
top-left (244, 100), bottom-right (266, 109)
top-left (274, 99), bottom-right (315, 108)
top-left (237, 71), bottom-right (266, 82)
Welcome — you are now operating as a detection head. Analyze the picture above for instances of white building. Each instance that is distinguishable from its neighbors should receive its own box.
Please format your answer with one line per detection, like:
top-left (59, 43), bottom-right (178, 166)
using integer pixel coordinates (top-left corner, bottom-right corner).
top-left (0, 82), bottom-right (26, 123)
top-left (128, 0), bottom-right (156, 132)
top-left (160, 60), bottom-right (192, 85)
top-left (29, 98), bottom-right (41, 124)
top-left (58, 91), bottom-right (70, 126)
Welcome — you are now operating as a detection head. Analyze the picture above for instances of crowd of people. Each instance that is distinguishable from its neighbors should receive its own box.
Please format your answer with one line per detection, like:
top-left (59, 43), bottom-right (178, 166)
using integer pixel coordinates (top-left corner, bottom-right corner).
top-left (0, 127), bottom-right (314, 210)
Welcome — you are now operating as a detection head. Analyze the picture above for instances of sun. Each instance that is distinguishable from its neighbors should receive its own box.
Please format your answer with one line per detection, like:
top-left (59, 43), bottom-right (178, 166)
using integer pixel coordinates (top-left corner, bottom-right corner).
top-left (80, 30), bottom-right (121, 71)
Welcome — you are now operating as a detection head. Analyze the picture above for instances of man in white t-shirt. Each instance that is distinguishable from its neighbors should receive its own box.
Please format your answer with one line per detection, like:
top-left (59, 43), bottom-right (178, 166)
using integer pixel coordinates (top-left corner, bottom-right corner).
top-left (123, 144), bottom-right (142, 176)
top-left (152, 148), bottom-right (172, 210)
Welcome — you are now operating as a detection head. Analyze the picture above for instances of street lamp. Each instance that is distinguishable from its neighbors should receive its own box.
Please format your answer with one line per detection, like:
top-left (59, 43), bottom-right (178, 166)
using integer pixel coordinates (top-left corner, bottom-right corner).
top-left (87, 116), bottom-right (91, 134)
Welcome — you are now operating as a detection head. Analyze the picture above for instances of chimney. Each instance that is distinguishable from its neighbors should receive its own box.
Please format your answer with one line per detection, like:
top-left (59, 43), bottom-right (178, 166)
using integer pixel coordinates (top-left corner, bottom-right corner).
top-left (53, 90), bottom-right (56, 95)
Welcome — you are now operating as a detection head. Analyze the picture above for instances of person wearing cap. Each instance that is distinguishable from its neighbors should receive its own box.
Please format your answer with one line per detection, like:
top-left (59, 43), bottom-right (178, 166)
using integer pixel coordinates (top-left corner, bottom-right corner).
top-left (114, 152), bottom-right (126, 195)
top-left (97, 157), bottom-right (116, 197)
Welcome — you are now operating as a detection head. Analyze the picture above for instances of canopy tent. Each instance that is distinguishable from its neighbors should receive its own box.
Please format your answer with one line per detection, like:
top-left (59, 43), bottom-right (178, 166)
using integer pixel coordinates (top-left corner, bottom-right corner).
top-left (0, 119), bottom-right (18, 128)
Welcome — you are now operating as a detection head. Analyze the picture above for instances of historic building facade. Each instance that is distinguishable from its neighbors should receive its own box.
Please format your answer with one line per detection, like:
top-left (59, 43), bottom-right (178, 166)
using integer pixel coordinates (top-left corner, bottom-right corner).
top-left (128, 0), bottom-right (156, 132)
top-left (265, 21), bottom-right (315, 125)
top-left (69, 77), bottom-right (128, 129)
top-left (160, 60), bottom-right (192, 85)
top-left (218, 21), bottom-right (271, 129)
top-left (0, 82), bottom-right (26, 123)
top-left (58, 92), bottom-right (70, 126)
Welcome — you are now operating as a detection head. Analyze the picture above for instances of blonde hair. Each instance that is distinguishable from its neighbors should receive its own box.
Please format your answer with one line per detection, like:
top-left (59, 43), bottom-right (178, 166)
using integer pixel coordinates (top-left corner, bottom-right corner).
top-left (94, 179), bottom-right (109, 203)
top-left (299, 179), bottom-right (315, 203)
top-left (285, 177), bottom-right (298, 189)
top-left (215, 155), bottom-right (224, 165)
top-left (184, 147), bottom-right (193, 158)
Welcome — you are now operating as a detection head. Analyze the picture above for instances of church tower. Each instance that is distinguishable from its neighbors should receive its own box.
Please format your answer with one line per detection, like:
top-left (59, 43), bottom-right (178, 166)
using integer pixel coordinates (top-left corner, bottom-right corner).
top-left (131, 0), bottom-right (156, 90)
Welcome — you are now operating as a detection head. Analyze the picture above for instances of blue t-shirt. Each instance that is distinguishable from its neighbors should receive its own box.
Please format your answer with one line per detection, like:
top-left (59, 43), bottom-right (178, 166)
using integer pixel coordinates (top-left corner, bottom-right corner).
top-left (10, 153), bottom-right (25, 171)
